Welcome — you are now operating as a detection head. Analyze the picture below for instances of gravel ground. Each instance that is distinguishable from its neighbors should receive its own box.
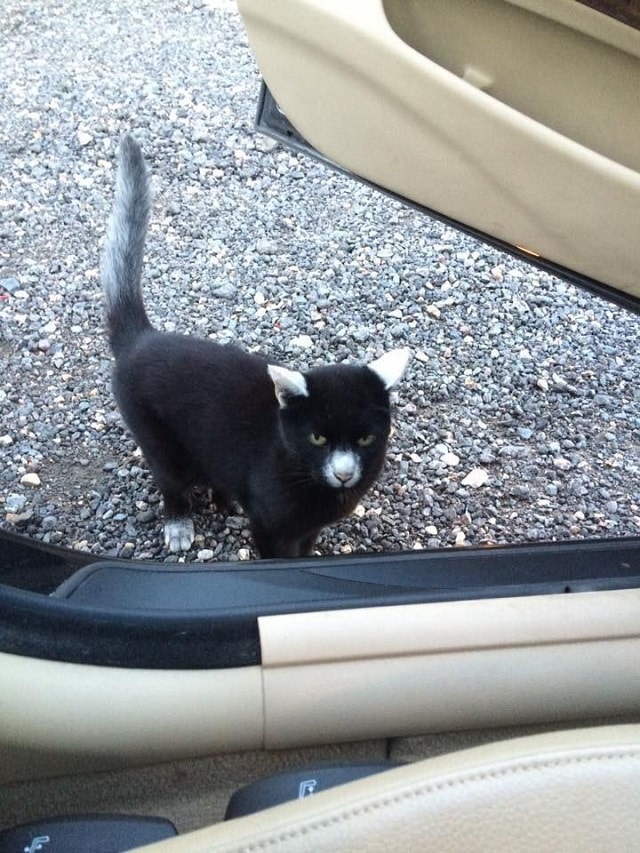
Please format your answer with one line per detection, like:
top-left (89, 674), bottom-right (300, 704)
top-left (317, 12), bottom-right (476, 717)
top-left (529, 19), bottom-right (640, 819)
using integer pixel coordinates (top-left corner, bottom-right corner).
top-left (2, 0), bottom-right (640, 565)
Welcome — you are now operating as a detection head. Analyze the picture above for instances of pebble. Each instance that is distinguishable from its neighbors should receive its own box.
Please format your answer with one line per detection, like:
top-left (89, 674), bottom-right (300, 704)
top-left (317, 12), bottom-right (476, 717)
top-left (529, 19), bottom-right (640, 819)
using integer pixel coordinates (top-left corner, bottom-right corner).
top-left (289, 334), bottom-right (313, 350)
top-left (20, 473), bottom-right (42, 488)
top-left (213, 283), bottom-right (237, 300)
top-left (461, 468), bottom-right (489, 488)
top-left (440, 452), bottom-right (460, 467)
top-left (256, 238), bottom-right (278, 255)
top-left (4, 494), bottom-right (27, 514)
top-left (0, 277), bottom-right (20, 294)
top-left (197, 549), bottom-right (215, 561)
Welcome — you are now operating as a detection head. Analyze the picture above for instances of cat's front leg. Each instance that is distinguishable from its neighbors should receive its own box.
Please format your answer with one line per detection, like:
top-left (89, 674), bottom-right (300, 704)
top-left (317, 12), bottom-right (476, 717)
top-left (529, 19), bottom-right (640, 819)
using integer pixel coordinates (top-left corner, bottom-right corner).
top-left (162, 490), bottom-right (195, 553)
top-left (250, 523), bottom-right (293, 559)
top-left (298, 532), bottom-right (320, 557)
top-left (250, 519), bottom-right (319, 559)
top-left (164, 517), bottom-right (195, 552)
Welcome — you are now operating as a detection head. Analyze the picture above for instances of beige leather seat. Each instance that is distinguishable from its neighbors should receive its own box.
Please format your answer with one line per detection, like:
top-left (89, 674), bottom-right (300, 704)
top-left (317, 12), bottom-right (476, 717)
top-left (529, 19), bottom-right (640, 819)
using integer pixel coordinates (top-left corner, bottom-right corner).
top-left (138, 724), bottom-right (640, 851)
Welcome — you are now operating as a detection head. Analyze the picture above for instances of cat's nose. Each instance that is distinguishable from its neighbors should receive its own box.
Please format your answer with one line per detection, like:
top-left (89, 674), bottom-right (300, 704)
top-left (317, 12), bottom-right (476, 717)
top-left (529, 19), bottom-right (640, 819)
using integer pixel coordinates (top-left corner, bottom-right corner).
top-left (326, 449), bottom-right (361, 488)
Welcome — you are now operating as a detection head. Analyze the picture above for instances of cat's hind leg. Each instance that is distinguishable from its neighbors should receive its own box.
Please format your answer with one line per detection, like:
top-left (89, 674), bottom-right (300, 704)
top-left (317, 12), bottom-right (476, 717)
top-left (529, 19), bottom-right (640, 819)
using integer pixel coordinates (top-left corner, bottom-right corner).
top-left (118, 404), bottom-right (197, 552)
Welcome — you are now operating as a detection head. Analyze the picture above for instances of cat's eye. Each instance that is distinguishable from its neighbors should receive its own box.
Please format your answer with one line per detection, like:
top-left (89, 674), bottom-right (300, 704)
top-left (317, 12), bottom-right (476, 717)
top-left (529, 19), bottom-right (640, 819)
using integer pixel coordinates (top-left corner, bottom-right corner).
top-left (309, 433), bottom-right (328, 447)
top-left (357, 434), bottom-right (376, 447)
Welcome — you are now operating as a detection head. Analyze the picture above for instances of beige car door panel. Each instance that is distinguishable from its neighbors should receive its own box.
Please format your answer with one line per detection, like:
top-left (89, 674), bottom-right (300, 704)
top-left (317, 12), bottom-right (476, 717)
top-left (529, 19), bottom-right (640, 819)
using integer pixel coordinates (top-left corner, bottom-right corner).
top-left (3, 588), bottom-right (640, 786)
top-left (238, 0), bottom-right (640, 299)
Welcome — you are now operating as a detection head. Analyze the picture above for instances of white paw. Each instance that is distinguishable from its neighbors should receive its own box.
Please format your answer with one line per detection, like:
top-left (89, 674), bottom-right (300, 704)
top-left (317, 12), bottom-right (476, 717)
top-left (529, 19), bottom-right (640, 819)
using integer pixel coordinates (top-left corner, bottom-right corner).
top-left (164, 518), bottom-right (195, 552)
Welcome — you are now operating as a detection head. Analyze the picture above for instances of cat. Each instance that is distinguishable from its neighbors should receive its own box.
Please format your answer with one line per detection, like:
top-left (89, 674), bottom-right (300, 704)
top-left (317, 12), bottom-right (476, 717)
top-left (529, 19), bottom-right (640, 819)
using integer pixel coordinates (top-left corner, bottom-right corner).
top-left (101, 134), bottom-right (410, 558)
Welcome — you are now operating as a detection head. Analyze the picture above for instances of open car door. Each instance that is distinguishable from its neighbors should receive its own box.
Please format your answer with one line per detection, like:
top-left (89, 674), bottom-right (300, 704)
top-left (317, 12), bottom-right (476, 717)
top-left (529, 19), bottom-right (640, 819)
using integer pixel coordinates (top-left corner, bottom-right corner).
top-left (238, 0), bottom-right (640, 309)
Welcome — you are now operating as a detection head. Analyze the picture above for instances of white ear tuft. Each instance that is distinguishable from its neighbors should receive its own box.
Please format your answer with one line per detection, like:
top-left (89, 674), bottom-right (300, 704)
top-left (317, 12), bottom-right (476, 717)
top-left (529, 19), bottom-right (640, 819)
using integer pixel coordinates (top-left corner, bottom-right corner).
top-left (368, 348), bottom-right (411, 390)
top-left (268, 364), bottom-right (309, 408)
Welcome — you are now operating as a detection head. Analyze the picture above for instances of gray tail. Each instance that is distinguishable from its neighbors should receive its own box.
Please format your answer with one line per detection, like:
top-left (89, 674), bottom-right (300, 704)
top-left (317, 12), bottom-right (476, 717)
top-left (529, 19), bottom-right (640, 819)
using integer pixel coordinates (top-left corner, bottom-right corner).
top-left (102, 133), bottom-right (153, 357)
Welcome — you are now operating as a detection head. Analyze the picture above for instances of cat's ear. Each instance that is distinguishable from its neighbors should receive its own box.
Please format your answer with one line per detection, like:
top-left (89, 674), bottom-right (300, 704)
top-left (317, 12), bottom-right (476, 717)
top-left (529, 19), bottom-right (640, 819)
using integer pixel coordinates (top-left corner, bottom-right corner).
top-left (268, 364), bottom-right (309, 408)
top-left (368, 348), bottom-right (411, 390)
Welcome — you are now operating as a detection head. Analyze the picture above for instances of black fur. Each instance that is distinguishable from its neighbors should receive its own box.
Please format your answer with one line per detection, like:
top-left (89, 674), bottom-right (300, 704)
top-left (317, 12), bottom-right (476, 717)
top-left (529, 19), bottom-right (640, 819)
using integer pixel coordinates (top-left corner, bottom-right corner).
top-left (102, 134), bottom-right (408, 558)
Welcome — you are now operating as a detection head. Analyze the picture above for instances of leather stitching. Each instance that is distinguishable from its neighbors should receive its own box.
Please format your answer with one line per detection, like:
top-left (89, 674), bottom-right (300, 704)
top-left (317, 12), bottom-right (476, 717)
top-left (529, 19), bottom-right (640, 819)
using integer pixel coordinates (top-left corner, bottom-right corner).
top-left (237, 750), bottom-right (640, 850)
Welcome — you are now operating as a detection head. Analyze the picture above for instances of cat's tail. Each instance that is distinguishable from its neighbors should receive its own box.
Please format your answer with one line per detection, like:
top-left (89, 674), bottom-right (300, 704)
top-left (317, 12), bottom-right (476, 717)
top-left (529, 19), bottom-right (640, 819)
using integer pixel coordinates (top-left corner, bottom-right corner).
top-left (101, 133), bottom-right (153, 357)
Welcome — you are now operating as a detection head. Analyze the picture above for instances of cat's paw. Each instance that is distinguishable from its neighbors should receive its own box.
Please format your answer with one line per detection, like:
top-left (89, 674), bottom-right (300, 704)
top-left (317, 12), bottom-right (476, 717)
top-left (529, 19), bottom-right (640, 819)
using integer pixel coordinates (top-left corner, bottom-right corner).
top-left (164, 517), bottom-right (195, 552)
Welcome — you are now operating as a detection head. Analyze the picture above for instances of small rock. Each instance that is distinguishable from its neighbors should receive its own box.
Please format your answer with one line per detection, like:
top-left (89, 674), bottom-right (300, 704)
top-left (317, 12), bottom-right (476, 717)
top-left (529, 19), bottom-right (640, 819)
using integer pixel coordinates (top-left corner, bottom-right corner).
top-left (289, 334), bottom-right (313, 349)
top-left (255, 136), bottom-right (278, 153)
top-left (352, 327), bottom-right (370, 343)
top-left (568, 479), bottom-right (586, 497)
top-left (197, 548), bottom-right (214, 561)
top-left (553, 457), bottom-right (572, 471)
top-left (5, 510), bottom-right (33, 524)
top-left (461, 468), bottom-right (489, 488)
top-left (213, 283), bottom-right (237, 300)
top-left (21, 472), bottom-right (41, 487)
top-left (0, 277), bottom-right (20, 294)
top-left (77, 130), bottom-right (93, 146)
top-left (5, 494), bottom-right (27, 513)
top-left (593, 394), bottom-right (612, 407)
top-left (440, 452), bottom-right (460, 467)
top-left (192, 125), bottom-right (209, 143)
top-left (256, 238), bottom-right (278, 255)
top-left (552, 373), bottom-right (579, 396)
top-left (0, 435), bottom-right (13, 447)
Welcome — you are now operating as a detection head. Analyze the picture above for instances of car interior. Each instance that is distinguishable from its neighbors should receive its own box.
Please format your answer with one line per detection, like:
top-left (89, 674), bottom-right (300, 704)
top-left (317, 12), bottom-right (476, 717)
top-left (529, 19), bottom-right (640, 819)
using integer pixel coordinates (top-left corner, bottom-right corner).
top-left (2, 0), bottom-right (640, 850)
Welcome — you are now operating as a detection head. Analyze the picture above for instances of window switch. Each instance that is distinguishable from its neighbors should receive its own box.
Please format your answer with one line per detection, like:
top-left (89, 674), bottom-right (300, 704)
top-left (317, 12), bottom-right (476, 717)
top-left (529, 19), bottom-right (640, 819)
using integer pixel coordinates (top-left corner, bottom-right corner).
top-left (0, 814), bottom-right (177, 852)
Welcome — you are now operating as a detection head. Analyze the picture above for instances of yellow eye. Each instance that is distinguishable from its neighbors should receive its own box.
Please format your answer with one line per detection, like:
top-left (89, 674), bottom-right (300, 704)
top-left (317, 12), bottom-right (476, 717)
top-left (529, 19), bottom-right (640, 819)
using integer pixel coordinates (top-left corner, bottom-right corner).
top-left (309, 433), bottom-right (327, 446)
top-left (357, 434), bottom-right (375, 447)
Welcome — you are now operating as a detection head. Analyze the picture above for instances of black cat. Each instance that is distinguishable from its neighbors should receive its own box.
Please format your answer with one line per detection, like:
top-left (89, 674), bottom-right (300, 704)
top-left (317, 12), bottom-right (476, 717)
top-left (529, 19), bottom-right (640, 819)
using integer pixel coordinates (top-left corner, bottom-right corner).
top-left (102, 134), bottom-right (409, 557)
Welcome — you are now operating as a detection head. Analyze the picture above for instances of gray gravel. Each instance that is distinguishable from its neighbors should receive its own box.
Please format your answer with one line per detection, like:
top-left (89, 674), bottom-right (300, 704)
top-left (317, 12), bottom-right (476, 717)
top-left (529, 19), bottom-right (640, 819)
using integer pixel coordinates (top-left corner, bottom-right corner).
top-left (2, 0), bottom-right (640, 564)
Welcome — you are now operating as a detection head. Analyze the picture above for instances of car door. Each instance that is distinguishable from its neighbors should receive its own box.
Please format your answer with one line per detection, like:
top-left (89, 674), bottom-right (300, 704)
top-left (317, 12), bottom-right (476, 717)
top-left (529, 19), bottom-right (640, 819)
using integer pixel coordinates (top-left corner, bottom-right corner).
top-left (237, 0), bottom-right (640, 306)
